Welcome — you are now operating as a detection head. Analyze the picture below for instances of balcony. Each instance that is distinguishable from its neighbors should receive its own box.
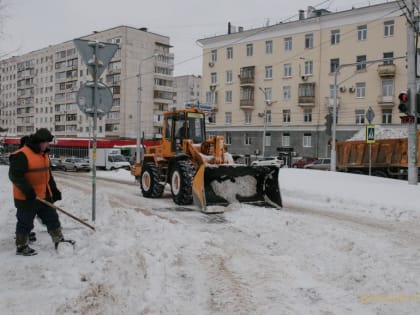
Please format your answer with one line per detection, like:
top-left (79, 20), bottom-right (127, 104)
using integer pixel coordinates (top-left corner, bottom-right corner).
top-left (324, 97), bottom-right (340, 108)
top-left (239, 66), bottom-right (255, 86)
top-left (298, 96), bottom-right (315, 106)
top-left (377, 64), bottom-right (396, 77)
top-left (377, 95), bottom-right (395, 106)
top-left (240, 99), bottom-right (254, 108)
top-left (154, 84), bottom-right (173, 93)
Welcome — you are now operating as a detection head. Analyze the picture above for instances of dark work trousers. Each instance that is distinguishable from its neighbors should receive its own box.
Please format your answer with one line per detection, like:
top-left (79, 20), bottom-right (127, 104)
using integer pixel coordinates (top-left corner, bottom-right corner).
top-left (16, 205), bottom-right (61, 235)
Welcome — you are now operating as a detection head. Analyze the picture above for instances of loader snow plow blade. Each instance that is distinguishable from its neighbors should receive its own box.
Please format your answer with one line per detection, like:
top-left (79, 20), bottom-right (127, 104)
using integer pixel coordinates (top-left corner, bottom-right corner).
top-left (192, 164), bottom-right (282, 212)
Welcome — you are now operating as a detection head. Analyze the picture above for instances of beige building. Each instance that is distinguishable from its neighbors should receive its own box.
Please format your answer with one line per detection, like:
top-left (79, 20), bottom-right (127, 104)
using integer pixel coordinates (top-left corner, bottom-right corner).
top-left (198, 1), bottom-right (408, 159)
top-left (0, 26), bottom-right (174, 140)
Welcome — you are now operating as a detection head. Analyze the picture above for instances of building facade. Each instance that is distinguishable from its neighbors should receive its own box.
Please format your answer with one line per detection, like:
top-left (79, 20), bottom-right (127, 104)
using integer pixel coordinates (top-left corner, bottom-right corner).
top-left (173, 75), bottom-right (201, 109)
top-left (197, 1), bottom-right (408, 159)
top-left (0, 26), bottom-right (174, 140)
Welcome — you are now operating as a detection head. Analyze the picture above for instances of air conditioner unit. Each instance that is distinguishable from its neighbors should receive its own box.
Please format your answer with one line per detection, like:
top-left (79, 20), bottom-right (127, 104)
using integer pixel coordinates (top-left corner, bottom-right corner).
top-left (349, 86), bottom-right (355, 93)
top-left (339, 86), bottom-right (346, 92)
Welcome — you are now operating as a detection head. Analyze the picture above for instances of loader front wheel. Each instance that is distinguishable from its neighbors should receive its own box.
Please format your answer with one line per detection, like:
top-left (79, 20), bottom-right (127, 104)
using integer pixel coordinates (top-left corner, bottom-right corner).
top-left (140, 163), bottom-right (164, 198)
top-left (170, 160), bottom-right (194, 205)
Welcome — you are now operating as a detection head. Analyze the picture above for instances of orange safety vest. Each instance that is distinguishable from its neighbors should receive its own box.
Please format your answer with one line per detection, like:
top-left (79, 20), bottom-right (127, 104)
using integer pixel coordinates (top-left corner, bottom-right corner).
top-left (12, 146), bottom-right (52, 200)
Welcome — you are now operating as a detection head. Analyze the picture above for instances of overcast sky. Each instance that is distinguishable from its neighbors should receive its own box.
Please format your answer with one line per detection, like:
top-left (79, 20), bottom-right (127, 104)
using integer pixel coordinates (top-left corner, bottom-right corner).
top-left (1, 0), bottom-right (386, 76)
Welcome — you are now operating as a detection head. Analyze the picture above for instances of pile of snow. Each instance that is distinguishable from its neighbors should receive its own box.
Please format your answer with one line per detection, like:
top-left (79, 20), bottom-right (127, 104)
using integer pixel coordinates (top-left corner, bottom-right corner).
top-left (347, 125), bottom-right (408, 141)
top-left (1, 165), bottom-right (420, 314)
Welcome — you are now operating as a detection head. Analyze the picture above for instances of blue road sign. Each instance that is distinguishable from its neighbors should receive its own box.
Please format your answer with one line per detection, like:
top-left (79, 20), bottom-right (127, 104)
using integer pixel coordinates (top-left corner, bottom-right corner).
top-left (366, 125), bottom-right (375, 144)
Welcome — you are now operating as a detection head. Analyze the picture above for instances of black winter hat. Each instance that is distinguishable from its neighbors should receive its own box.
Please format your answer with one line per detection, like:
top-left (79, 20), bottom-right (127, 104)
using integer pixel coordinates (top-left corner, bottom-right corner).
top-left (32, 128), bottom-right (54, 143)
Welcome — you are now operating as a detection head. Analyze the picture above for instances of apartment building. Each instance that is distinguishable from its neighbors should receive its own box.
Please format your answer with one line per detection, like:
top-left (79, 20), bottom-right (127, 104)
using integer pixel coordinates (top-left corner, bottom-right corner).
top-left (0, 26), bottom-right (174, 140)
top-left (197, 1), bottom-right (407, 159)
top-left (173, 75), bottom-right (201, 109)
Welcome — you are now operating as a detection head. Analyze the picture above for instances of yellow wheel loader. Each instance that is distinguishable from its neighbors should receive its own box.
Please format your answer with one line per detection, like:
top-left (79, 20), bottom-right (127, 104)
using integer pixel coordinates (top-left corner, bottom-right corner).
top-left (131, 107), bottom-right (282, 213)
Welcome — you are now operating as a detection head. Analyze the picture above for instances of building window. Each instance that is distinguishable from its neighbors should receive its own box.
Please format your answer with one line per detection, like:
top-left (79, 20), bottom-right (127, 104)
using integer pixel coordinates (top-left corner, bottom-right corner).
top-left (283, 86), bottom-right (291, 100)
top-left (355, 82), bottom-right (366, 98)
top-left (284, 37), bottom-right (292, 51)
top-left (210, 72), bottom-right (217, 84)
top-left (357, 25), bottom-right (367, 41)
top-left (355, 109), bottom-right (365, 124)
top-left (265, 132), bottom-right (271, 146)
top-left (227, 47), bottom-right (233, 59)
top-left (245, 111), bottom-right (252, 124)
top-left (305, 33), bottom-right (313, 49)
top-left (382, 79), bottom-right (393, 97)
top-left (225, 90), bottom-right (232, 103)
top-left (265, 66), bottom-right (273, 79)
top-left (211, 49), bottom-right (217, 62)
top-left (265, 40), bottom-right (273, 54)
top-left (225, 112), bottom-right (232, 124)
top-left (304, 109), bottom-right (312, 122)
top-left (330, 58), bottom-right (340, 73)
top-left (331, 30), bottom-right (340, 44)
top-left (356, 55), bottom-right (366, 71)
top-left (209, 112), bottom-right (216, 124)
top-left (266, 110), bottom-right (272, 124)
top-left (383, 52), bottom-right (394, 65)
top-left (264, 87), bottom-right (272, 101)
top-left (246, 43), bottom-right (253, 56)
top-left (304, 61), bottom-right (313, 75)
top-left (226, 70), bottom-right (233, 83)
top-left (282, 133), bottom-right (290, 146)
top-left (284, 63), bottom-right (292, 77)
top-left (206, 91), bottom-right (214, 103)
top-left (382, 109), bottom-right (392, 124)
top-left (299, 83), bottom-right (315, 97)
top-left (303, 133), bottom-right (312, 147)
top-left (329, 84), bottom-right (337, 98)
top-left (384, 20), bottom-right (394, 37)
top-left (244, 133), bottom-right (252, 145)
top-left (283, 110), bottom-right (291, 123)
top-left (225, 132), bottom-right (232, 145)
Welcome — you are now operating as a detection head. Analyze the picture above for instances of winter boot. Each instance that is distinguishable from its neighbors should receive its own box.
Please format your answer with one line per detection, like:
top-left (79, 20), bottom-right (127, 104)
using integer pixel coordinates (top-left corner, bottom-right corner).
top-left (16, 234), bottom-right (37, 256)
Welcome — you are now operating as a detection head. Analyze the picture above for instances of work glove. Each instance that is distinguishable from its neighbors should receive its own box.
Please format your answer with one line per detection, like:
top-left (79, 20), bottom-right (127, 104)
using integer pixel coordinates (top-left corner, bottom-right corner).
top-left (52, 189), bottom-right (62, 202)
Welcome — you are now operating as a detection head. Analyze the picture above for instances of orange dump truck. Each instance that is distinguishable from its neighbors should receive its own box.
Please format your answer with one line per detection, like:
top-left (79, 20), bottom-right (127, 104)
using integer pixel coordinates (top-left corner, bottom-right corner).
top-left (336, 130), bottom-right (420, 179)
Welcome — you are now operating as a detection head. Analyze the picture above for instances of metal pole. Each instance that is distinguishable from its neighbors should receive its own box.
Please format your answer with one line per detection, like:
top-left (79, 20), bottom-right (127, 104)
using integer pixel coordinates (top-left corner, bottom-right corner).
top-left (262, 104), bottom-right (267, 157)
top-left (92, 43), bottom-right (98, 222)
top-left (407, 1), bottom-right (418, 185)
top-left (331, 69), bottom-right (338, 171)
top-left (369, 143), bottom-right (372, 176)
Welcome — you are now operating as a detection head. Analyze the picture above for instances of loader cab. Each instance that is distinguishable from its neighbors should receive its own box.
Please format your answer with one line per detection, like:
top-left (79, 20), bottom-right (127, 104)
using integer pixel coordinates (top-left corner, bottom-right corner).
top-left (164, 111), bottom-right (206, 152)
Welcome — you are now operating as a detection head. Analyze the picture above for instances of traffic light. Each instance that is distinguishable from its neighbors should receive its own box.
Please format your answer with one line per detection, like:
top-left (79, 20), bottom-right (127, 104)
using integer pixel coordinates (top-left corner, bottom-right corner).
top-left (325, 112), bottom-right (333, 135)
top-left (398, 90), bottom-right (410, 114)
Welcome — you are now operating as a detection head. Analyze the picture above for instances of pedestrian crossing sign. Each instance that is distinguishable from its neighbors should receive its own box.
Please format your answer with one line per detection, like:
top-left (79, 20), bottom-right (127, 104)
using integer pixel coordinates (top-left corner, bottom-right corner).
top-left (366, 125), bottom-right (375, 143)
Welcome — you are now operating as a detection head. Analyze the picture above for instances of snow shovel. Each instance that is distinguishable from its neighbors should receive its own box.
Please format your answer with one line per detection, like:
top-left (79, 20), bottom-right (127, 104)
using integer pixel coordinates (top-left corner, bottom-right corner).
top-left (37, 198), bottom-right (96, 231)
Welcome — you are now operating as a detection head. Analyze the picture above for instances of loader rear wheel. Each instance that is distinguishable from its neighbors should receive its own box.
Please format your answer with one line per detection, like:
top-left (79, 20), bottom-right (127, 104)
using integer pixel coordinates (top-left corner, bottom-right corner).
top-left (170, 160), bottom-right (194, 205)
top-left (140, 163), bottom-right (164, 198)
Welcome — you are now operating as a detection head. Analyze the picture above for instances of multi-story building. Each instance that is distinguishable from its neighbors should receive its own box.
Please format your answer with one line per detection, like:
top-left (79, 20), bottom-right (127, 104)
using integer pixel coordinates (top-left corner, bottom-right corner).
top-left (0, 26), bottom-right (174, 140)
top-left (197, 1), bottom-right (408, 159)
top-left (173, 75), bottom-right (201, 108)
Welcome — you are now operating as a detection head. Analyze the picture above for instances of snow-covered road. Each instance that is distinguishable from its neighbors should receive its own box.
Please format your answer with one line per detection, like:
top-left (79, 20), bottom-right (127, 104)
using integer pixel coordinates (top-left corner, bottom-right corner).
top-left (1, 166), bottom-right (420, 314)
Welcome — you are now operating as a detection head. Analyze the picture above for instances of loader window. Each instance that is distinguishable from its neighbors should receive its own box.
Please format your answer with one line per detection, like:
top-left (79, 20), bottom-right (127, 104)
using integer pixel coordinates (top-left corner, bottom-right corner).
top-left (187, 113), bottom-right (205, 144)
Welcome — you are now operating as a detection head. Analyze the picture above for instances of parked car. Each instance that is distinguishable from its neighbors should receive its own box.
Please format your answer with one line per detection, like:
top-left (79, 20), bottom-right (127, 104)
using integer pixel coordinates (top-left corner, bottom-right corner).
top-left (251, 156), bottom-right (284, 167)
top-left (304, 158), bottom-right (331, 171)
top-left (62, 157), bottom-right (91, 172)
top-left (292, 157), bottom-right (317, 168)
top-left (50, 158), bottom-right (64, 171)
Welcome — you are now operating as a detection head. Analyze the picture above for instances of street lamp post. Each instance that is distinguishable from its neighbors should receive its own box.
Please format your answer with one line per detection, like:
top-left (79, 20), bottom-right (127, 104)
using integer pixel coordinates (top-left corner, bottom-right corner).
top-left (258, 87), bottom-right (276, 157)
top-left (136, 54), bottom-right (157, 164)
